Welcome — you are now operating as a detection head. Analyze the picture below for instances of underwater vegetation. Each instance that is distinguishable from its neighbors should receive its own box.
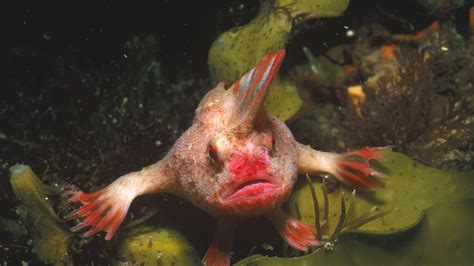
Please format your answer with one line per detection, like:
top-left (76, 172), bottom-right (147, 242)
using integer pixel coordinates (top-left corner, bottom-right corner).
top-left (208, 0), bottom-right (350, 121)
top-left (292, 12), bottom-right (474, 171)
top-left (1, 1), bottom-right (473, 265)
top-left (287, 151), bottom-right (473, 234)
top-left (237, 199), bottom-right (474, 265)
top-left (116, 225), bottom-right (201, 265)
top-left (9, 165), bottom-right (72, 264)
top-left (339, 26), bottom-right (474, 171)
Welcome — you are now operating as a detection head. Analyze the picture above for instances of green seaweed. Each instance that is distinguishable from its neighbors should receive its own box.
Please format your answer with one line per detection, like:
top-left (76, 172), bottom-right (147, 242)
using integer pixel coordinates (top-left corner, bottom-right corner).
top-left (115, 225), bottom-right (200, 265)
top-left (9, 164), bottom-right (72, 264)
top-left (286, 151), bottom-right (473, 235)
top-left (0, 217), bottom-right (28, 240)
top-left (263, 78), bottom-right (304, 121)
top-left (208, 0), bottom-right (349, 120)
top-left (236, 199), bottom-right (474, 265)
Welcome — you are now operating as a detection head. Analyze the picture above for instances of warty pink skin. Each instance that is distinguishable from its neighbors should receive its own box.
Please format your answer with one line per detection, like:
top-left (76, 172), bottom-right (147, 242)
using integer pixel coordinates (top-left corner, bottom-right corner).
top-left (65, 50), bottom-right (388, 266)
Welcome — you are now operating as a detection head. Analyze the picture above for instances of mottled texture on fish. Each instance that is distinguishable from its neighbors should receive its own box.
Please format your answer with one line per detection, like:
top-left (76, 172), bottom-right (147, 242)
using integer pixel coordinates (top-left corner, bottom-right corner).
top-left (65, 50), bottom-right (387, 266)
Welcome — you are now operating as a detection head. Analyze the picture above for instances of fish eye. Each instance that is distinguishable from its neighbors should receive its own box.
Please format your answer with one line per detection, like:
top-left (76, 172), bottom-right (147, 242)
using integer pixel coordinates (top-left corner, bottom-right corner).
top-left (208, 144), bottom-right (218, 161)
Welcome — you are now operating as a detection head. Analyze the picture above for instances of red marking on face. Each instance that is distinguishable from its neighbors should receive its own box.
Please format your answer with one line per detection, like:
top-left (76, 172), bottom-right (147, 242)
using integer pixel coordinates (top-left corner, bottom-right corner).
top-left (227, 149), bottom-right (272, 180)
top-left (215, 147), bottom-right (284, 215)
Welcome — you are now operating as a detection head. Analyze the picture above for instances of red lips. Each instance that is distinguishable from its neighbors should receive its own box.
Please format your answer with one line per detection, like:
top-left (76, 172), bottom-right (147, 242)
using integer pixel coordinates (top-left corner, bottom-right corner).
top-left (217, 150), bottom-right (280, 202)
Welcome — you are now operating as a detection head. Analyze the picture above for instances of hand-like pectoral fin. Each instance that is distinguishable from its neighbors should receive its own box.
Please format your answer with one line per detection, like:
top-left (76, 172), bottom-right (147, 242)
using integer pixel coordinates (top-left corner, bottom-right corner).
top-left (64, 161), bottom-right (174, 240)
top-left (297, 143), bottom-right (390, 189)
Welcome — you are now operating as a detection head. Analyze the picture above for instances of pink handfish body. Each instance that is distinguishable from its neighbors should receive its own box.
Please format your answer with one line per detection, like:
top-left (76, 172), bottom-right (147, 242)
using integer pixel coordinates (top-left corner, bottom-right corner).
top-left (66, 50), bottom-right (388, 266)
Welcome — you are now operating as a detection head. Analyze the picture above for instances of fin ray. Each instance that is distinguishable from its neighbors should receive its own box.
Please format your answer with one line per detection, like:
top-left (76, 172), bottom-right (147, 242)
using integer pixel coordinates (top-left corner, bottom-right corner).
top-left (231, 50), bottom-right (286, 134)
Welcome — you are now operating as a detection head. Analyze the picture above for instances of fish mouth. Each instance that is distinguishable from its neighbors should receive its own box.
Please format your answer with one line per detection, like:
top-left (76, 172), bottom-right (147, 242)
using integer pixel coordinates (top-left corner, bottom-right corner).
top-left (219, 175), bottom-right (281, 203)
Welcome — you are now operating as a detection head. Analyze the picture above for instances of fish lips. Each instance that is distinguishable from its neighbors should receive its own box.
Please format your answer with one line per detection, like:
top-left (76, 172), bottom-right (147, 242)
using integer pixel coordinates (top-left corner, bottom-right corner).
top-left (217, 174), bottom-right (283, 203)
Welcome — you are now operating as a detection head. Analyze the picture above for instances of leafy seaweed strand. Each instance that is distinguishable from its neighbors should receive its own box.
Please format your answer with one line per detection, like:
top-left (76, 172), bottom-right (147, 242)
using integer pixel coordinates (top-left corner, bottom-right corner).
top-left (332, 193), bottom-right (347, 236)
top-left (305, 174), bottom-right (322, 241)
top-left (321, 183), bottom-right (329, 227)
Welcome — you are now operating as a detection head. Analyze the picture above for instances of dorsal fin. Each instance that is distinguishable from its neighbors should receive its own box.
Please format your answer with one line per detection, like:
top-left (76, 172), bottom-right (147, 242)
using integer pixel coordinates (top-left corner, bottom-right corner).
top-left (230, 50), bottom-right (286, 135)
